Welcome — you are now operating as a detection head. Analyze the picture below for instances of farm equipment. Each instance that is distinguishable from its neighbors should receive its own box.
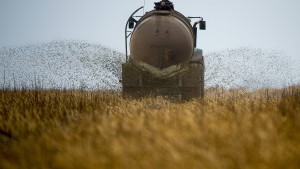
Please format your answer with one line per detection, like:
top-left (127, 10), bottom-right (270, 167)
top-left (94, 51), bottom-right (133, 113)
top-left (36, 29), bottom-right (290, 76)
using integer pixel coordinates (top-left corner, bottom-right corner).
top-left (123, 0), bottom-right (206, 100)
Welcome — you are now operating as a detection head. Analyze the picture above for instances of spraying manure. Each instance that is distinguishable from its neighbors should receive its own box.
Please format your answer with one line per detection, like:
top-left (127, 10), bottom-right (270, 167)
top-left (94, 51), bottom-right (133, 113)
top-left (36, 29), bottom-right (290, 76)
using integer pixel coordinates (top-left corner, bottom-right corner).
top-left (205, 47), bottom-right (299, 90)
top-left (0, 41), bottom-right (298, 91)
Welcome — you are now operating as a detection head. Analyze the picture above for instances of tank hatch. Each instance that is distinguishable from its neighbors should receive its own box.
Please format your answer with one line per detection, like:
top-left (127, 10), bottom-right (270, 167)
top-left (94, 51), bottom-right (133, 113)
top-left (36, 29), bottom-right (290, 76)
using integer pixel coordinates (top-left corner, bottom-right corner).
top-left (154, 0), bottom-right (174, 10)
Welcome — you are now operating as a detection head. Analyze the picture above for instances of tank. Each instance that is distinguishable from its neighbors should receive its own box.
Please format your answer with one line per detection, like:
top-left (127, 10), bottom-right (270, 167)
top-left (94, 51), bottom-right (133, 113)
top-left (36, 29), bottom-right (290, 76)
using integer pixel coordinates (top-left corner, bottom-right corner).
top-left (122, 0), bottom-right (206, 100)
top-left (130, 10), bottom-right (194, 69)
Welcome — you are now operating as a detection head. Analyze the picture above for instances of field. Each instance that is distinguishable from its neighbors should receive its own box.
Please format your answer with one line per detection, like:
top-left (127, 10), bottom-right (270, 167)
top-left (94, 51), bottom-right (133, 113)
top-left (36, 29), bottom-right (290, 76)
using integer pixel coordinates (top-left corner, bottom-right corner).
top-left (0, 86), bottom-right (300, 169)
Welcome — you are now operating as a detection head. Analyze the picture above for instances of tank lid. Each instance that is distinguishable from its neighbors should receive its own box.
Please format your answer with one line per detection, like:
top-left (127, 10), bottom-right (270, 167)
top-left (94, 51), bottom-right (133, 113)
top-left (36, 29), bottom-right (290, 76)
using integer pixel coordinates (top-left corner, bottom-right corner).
top-left (154, 0), bottom-right (174, 10)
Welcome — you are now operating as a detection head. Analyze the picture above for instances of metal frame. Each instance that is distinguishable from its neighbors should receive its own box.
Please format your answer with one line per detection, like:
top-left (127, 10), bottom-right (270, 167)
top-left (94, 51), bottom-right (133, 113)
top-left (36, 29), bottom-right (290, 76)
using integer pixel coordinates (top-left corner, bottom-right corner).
top-left (187, 16), bottom-right (205, 48)
top-left (125, 6), bottom-right (143, 62)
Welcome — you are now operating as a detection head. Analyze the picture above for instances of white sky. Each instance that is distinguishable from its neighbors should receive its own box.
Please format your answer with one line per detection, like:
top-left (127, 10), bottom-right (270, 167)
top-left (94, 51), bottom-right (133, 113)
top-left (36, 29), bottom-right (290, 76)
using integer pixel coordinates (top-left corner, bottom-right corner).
top-left (0, 0), bottom-right (300, 61)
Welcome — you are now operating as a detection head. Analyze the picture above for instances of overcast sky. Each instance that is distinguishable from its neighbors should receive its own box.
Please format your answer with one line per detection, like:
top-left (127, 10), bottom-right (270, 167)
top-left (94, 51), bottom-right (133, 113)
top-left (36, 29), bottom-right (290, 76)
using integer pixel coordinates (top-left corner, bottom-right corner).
top-left (0, 0), bottom-right (299, 61)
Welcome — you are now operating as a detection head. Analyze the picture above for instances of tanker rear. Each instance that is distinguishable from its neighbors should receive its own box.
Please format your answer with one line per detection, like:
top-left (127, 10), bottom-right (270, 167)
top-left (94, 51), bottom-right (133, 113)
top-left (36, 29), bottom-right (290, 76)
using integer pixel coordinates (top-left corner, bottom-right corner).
top-left (123, 0), bottom-right (206, 100)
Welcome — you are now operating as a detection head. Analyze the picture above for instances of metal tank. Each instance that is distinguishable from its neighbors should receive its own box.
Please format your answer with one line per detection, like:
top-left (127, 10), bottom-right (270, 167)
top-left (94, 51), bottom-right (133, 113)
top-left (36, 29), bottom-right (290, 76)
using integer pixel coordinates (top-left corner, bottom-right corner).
top-left (122, 0), bottom-right (206, 100)
top-left (130, 10), bottom-right (194, 69)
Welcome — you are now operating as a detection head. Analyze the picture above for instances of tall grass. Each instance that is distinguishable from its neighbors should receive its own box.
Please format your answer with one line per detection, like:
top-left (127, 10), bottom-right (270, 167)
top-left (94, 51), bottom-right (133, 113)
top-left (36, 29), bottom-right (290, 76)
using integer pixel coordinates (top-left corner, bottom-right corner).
top-left (0, 86), bottom-right (300, 169)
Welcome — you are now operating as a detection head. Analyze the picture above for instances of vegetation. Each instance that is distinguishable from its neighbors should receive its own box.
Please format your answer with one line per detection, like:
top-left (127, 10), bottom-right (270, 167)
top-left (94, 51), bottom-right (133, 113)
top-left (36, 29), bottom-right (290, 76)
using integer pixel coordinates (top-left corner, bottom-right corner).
top-left (0, 86), bottom-right (300, 169)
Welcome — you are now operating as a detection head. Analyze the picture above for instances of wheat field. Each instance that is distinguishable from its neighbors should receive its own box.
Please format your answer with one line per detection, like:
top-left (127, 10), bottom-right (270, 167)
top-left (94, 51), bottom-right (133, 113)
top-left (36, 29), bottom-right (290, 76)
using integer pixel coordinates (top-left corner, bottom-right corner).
top-left (0, 86), bottom-right (300, 169)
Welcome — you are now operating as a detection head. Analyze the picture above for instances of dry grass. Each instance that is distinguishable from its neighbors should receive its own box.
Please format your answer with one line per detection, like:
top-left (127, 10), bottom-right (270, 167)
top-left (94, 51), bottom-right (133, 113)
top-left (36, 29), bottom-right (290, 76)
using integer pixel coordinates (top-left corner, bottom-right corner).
top-left (0, 86), bottom-right (300, 169)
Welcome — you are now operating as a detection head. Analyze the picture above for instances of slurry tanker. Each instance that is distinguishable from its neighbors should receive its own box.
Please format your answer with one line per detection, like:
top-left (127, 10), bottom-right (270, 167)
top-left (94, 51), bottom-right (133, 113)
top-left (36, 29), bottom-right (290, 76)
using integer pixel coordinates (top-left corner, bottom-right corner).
top-left (123, 0), bottom-right (206, 100)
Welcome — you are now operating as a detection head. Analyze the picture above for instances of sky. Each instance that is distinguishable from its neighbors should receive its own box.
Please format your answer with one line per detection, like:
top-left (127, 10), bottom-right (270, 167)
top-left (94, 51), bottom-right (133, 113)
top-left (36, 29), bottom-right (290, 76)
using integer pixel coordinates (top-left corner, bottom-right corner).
top-left (0, 0), bottom-right (300, 61)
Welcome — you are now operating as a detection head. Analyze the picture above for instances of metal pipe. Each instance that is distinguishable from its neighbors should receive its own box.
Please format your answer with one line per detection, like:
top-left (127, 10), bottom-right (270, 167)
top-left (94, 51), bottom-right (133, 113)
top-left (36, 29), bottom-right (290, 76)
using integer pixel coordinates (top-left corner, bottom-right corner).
top-left (125, 6), bottom-right (143, 62)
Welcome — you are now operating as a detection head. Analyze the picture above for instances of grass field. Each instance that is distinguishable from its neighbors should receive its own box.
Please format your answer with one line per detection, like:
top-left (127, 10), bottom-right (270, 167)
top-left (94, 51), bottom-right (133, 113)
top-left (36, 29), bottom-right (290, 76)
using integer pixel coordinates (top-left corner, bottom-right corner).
top-left (0, 86), bottom-right (300, 169)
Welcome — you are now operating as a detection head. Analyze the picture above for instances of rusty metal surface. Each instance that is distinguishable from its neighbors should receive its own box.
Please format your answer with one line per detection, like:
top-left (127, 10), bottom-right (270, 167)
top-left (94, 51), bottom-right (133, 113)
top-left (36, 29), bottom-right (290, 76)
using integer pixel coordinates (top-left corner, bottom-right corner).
top-left (130, 10), bottom-right (194, 69)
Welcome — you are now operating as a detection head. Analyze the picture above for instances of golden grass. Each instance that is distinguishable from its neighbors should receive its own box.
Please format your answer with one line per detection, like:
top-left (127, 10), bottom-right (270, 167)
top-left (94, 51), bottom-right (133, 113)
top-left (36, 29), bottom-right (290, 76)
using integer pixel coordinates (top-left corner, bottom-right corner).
top-left (0, 86), bottom-right (300, 169)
